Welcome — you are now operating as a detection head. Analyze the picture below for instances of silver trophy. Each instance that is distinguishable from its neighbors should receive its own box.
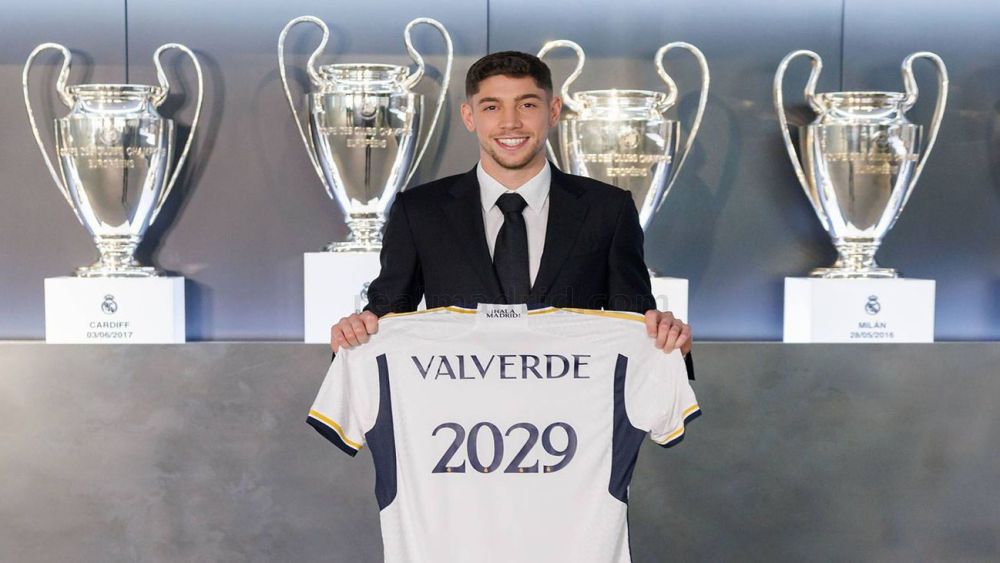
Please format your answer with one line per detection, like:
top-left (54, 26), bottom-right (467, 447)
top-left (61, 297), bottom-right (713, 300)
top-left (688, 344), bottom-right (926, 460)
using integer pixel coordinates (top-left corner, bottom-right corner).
top-left (23, 43), bottom-right (203, 277)
top-left (537, 39), bottom-right (708, 233)
top-left (279, 16), bottom-right (452, 252)
top-left (774, 50), bottom-right (948, 278)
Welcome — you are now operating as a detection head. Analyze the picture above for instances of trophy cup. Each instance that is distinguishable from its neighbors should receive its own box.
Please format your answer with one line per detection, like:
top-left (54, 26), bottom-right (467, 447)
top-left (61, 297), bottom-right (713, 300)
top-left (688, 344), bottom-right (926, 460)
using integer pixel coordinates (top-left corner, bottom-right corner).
top-left (23, 42), bottom-right (202, 343)
top-left (775, 50), bottom-right (946, 343)
top-left (23, 43), bottom-right (203, 276)
top-left (283, 16), bottom-right (450, 341)
top-left (538, 39), bottom-right (709, 319)
top-left (279, 15), bottom-right (452, 252)
top-left (774, 50), bottom-right (947, 278)
top-left (537, 39), bottom-right (708, 233)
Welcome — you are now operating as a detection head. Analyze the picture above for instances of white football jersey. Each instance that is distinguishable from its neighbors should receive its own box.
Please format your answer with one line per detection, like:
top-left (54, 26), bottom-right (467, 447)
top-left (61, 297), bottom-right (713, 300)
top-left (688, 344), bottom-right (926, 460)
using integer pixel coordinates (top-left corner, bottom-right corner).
top-left (308, 304), bottom-right (700, 563)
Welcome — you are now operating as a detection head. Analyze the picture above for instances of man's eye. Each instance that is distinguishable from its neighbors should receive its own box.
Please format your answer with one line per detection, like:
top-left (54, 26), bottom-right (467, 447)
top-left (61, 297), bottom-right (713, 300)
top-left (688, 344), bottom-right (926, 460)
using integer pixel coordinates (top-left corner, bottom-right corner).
top-left (522, 103), bottom-right (536, 109)
top-left (483, 105), bottom-right (497, 111)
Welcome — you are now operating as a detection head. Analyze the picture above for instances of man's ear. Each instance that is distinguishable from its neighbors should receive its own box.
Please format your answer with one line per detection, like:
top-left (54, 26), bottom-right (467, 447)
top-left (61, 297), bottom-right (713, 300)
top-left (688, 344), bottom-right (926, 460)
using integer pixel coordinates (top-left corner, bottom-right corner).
top-left (549, 95), bottom-right (563, 126)
top-left (460, 101), bottom-right (476, 132)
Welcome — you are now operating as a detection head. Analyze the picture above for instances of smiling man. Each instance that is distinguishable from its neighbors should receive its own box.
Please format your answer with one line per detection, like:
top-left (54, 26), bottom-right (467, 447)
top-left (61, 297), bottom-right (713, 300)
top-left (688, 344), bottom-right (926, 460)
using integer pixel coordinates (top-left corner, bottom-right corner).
top-left (331, 51), bottom-right (694, 377)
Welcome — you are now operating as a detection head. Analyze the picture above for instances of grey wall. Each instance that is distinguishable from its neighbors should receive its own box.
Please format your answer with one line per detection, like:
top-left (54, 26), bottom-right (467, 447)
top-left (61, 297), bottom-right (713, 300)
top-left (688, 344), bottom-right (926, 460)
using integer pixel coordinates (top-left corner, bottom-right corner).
top-left (1, 342), bottom-right (997, 561)
top-left (2, 0), bottom-right (999, 340)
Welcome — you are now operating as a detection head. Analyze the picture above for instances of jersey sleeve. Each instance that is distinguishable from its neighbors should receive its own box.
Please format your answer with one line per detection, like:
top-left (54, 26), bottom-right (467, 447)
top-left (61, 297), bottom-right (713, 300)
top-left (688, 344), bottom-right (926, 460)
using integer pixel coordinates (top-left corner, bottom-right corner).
top-left (307, 348), bottom-right (380, 457)
top-left (625, 346), bottom-right (701, 448)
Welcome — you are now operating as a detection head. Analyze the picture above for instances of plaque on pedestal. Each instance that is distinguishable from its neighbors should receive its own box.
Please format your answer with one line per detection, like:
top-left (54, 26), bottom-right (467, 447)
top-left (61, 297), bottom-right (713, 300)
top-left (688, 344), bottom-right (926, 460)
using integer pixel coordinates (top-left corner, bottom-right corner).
top-left (650, 276), bottom-right (689, 322)
top-left (45, 277), bottom-right (185, 343)
top-left (303, 252), bottom-right (382, 343)
top-left (783, 277), bottom-right (934, 343)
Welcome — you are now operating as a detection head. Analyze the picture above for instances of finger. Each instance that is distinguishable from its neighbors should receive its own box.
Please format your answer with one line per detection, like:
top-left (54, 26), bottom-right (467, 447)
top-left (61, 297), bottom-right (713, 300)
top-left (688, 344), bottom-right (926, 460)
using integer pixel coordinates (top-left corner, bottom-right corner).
top-left (664, 323), bottom-right (681, 352)
top-left (332, 332), bottom-right (350, 352)
top-left (675, 324), bottom-right (691, 350)
top-left (644, 310), bottom-right (659, 336)
top-left (675, 332), bottom-right (689, 351)
top-left (339, 320), bottom-right (360, 347)
top-left (655, 320), bottom-right (670, 349)
top-left (348, 317), bottom-right (368, 344)
top-left (330, 325), bottom-right (339, 352)
top-left (361, 311), bottom-right (379, 334)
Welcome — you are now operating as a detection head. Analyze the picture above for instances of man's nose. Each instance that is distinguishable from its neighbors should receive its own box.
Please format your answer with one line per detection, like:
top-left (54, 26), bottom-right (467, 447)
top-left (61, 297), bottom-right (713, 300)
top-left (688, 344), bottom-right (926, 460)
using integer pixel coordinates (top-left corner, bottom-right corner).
top-left (499, 106), bottom-right (522, 128)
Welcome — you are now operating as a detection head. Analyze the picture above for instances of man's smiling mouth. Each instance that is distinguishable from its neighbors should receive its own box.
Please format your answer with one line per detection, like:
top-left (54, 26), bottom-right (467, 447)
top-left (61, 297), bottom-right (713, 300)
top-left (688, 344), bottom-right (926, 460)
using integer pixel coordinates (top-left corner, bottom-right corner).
top-left (496, 137), bottom-right (529, 149)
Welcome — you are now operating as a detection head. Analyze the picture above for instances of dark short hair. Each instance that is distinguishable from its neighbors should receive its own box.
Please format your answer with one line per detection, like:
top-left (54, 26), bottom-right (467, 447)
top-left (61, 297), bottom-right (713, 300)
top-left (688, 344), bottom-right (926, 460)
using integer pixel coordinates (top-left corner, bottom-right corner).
top-left (465, 51), bottom-right (553, 98)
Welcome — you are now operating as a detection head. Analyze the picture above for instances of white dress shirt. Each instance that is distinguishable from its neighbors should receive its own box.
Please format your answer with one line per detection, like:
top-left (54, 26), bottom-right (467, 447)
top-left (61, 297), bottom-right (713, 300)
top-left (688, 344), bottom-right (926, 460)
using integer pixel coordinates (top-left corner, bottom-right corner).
top-left (478, 162), bottom-right (551, 287)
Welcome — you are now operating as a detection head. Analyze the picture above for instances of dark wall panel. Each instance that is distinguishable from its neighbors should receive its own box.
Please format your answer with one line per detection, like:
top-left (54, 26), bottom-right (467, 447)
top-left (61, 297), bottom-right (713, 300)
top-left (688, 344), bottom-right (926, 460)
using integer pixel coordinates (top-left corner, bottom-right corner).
top-left (2, 0), bottom-right (999, 340)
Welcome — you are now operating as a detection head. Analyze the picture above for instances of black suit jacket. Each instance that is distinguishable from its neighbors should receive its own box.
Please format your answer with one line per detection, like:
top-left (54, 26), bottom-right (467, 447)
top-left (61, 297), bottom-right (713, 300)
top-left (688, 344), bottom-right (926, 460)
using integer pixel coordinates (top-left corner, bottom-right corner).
top-left (363, 164), bottom-right (694, 378)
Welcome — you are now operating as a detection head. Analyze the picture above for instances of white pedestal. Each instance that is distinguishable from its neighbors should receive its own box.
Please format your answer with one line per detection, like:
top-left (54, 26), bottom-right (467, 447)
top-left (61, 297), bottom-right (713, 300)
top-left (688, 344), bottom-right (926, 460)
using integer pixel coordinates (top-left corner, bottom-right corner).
top-left (44, 277), bottom-right (185, 343)
top-left (304, 252), bottom-right (382, 343)
top-left (783, 277), bottom-right (935, 343)
top-left (650, 276), bottom-right (689, 322)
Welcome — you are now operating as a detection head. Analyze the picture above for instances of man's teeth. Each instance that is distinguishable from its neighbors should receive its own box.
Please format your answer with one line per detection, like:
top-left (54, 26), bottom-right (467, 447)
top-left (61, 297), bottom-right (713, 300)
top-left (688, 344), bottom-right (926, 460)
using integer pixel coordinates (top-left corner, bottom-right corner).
top-left (498, 138), bottom-right (527, 147)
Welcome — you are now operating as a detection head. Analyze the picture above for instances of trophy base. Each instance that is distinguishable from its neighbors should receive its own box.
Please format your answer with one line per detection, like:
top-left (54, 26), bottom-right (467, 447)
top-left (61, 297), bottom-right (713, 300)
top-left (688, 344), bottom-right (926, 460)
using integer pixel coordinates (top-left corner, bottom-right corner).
top-left (44, 276), bottom-right (186, 343)
top-left (82, 238), bottom-right (157, 277)
top-left (322, 215), bottom-right (386, 252)
top-left (815, 242), bottom-right (897, 278)
top-left (322, 240), bottom-right (383, 253)
top-left (75, 263), bottom-right (160, 278)
top-left (648, 271), bottom-right (689, 321)
top-left (303, 252), bottom-right (379, 343)
top-left (784, 277), bottom-right (935, 343)
top-left (809, 267), bottom-right (898, 279)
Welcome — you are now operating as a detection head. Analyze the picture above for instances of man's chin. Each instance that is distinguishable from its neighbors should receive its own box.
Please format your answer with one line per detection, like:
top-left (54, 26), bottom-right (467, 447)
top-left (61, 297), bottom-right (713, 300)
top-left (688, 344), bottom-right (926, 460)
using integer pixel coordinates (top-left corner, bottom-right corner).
top-left (488, 149), bottom-right (543, 171)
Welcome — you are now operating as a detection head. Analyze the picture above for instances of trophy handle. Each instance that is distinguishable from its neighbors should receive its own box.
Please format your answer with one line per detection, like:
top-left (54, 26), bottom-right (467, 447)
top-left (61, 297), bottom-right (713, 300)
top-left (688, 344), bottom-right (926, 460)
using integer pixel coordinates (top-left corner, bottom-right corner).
top-left (149, 43), bottom-right (204, 225)
top-left (278, 16), bottom-right (334, 199)
top-left (900, 51), bottom-right (948, 204)
top-left (652, 42), bottom-right (709, 212)
top-left (402, 17), bottom-right (453, 187)
top-left (773, 49), bottom-right (830, 230)
top-left (22, 42), bottom-right (81, 223)
top-left (536, 39), bottom-right (585, 169)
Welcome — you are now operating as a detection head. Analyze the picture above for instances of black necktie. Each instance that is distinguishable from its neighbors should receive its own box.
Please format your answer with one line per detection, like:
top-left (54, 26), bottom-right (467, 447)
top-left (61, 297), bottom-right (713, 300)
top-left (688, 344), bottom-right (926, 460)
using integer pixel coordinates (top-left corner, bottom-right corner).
top-left (493, 193), bottom-right (530, 304)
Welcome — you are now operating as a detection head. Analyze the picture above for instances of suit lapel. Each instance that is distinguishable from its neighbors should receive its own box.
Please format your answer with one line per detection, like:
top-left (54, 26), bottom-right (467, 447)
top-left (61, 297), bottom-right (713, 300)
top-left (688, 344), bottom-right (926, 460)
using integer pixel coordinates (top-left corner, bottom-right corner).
top-left (443, 167), bottom-right (504, 300)
top-left (529, 167), bottom-right (589, 302)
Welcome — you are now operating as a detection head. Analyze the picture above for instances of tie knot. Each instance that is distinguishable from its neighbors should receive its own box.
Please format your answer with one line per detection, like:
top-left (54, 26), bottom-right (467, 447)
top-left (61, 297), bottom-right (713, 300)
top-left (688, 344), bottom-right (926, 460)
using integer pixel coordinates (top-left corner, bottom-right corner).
top-left (496, 192), bottom-right (528, 214)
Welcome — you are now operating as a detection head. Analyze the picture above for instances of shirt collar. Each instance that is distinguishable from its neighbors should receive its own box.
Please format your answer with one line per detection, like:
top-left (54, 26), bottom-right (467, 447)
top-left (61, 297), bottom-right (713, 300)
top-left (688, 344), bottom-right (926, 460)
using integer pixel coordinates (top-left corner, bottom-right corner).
top-left (477, 161), bottom-right (551, 214)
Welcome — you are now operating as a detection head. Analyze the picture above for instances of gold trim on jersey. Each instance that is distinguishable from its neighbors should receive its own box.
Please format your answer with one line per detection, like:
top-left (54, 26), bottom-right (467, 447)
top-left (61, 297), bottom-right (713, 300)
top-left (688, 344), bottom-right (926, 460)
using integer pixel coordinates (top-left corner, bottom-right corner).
top-left (446, 306), bottom-right (477, 314)
top-left (561, 308), bottom-right (645, 323)
top-left (309, 409), bottom-right (363, 450)
top-left (654, 404), bottom-right (701, 445)
top-left (381, 306), bottom-right (452, 319)
top-left (382, 305), bottom-right (490, 318)
top-left (381, 305), bottom-right (644, 322)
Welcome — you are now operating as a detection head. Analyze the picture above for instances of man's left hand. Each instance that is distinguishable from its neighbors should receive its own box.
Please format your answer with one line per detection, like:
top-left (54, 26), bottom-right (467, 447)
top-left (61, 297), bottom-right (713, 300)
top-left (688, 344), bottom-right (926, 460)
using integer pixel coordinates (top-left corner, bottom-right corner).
top-left (644, 310), bottom-right (691, 356)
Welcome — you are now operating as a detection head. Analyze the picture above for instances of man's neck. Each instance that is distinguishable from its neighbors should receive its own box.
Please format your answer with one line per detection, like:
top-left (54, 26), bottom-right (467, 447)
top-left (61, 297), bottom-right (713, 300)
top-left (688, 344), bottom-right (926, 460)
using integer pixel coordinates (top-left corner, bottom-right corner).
top-left (479, 155), bottom-right (548, 190)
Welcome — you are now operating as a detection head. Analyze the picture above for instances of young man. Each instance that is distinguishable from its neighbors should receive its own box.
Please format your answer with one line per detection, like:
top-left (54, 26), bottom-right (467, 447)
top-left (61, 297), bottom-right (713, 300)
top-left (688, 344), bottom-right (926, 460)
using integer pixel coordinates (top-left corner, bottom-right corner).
top-left (331, 51), bottom-right (693, 376)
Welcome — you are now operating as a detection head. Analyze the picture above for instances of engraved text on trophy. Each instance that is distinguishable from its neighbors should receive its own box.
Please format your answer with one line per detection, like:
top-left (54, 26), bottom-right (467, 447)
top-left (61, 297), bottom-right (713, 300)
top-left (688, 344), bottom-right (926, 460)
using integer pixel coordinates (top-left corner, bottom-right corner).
top-left (56, 117), bottom-right (170, 235)
top-left (310, 93), bottom-right (420, 213)
top-left (565, 120), bottom-right (677, 213)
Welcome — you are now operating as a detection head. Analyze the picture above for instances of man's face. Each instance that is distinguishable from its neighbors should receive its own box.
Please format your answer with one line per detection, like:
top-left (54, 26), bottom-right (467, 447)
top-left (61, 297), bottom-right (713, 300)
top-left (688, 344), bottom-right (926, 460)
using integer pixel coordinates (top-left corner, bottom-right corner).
top-left (460, 75), bottom-right (562, 172)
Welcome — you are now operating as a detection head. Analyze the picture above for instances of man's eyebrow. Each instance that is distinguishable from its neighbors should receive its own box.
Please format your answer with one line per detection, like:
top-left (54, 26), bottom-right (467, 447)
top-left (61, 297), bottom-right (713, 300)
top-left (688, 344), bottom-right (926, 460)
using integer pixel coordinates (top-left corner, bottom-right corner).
top-left (476, 93), bottom-right (544, 105)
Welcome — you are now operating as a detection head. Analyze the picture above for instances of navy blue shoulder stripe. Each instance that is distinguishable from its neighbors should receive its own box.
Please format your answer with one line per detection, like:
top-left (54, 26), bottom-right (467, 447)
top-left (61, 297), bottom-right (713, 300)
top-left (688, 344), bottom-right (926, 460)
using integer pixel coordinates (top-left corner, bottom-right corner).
top-left (609, 354), bottom-right (645, 504)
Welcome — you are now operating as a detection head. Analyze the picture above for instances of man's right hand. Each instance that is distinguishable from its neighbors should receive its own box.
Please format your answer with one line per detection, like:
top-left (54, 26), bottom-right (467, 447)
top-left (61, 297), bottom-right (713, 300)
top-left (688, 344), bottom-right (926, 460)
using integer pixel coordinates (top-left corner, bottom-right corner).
top-left (330, 311), bottom-right (379, 353)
